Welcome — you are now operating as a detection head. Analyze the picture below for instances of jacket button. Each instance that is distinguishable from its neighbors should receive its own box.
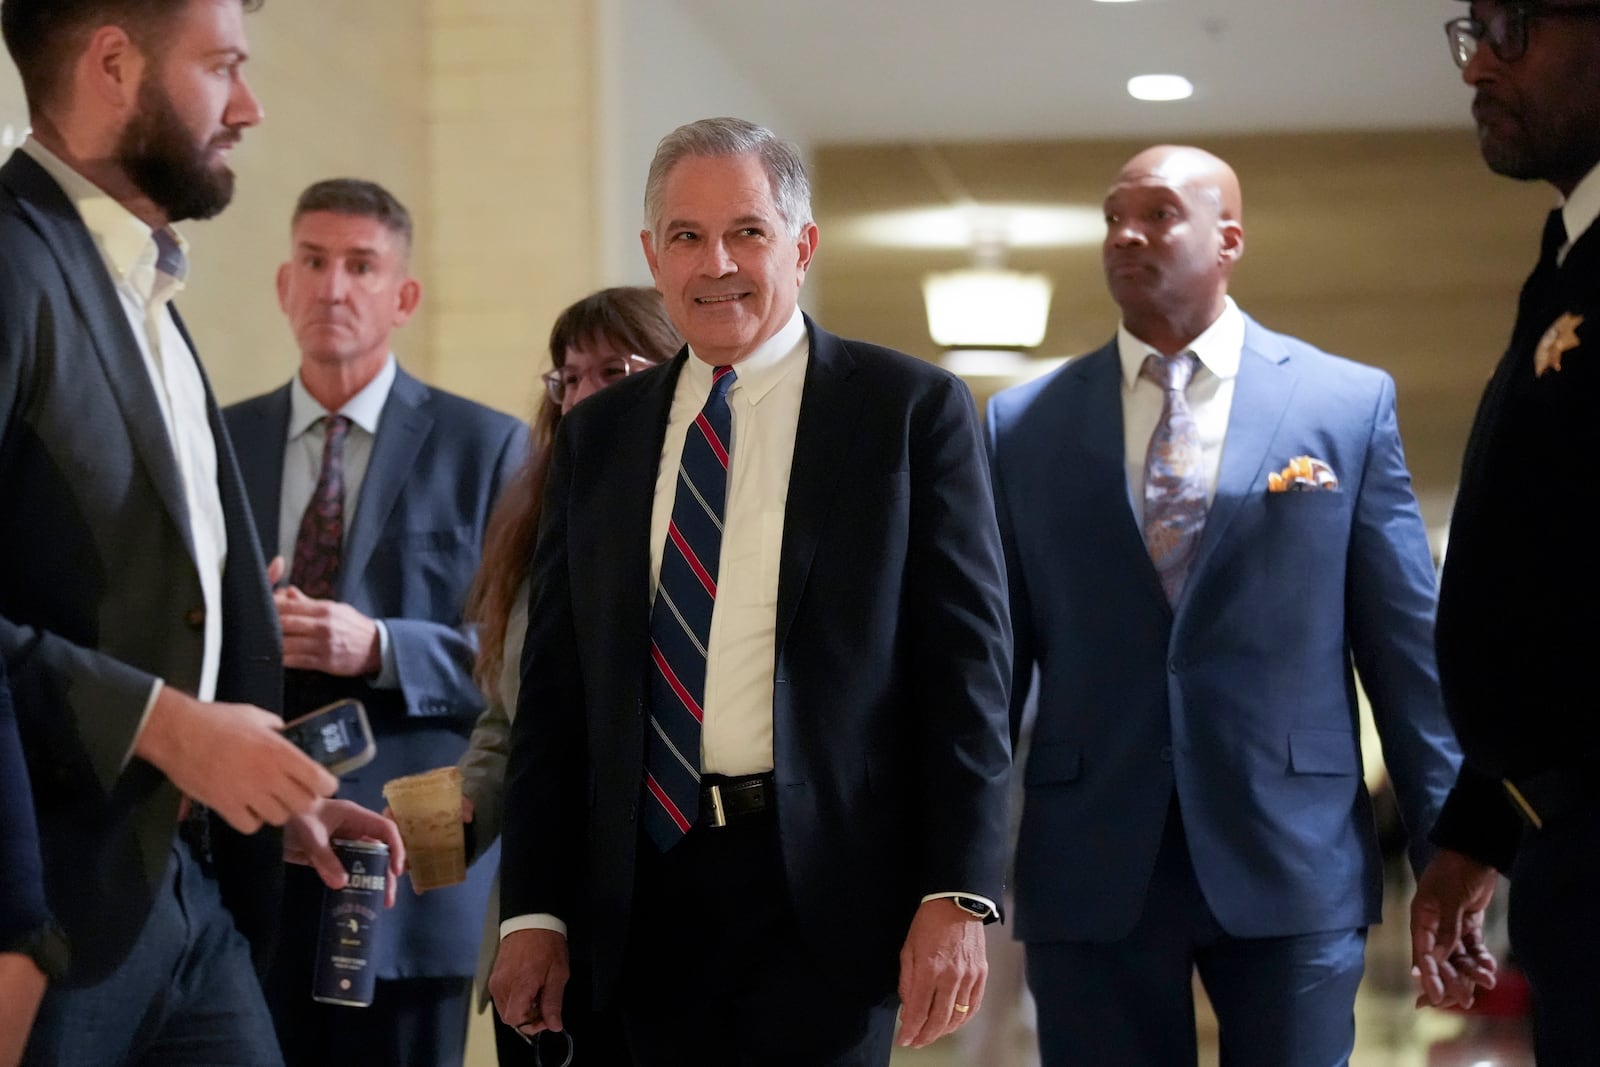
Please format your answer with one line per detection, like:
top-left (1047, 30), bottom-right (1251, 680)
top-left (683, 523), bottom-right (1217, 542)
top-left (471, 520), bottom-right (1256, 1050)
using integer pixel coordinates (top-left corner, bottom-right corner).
top-left (184, 606), bottom-right (206, 630)
top-left (1159, 746), bottom-right (1174, 762)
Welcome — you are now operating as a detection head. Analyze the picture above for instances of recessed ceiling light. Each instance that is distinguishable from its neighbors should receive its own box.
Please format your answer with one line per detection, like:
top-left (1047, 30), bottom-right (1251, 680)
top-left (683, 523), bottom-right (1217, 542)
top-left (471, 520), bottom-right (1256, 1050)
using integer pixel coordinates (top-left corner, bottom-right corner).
top-left (1127, 74), bottom-right (1194, 102)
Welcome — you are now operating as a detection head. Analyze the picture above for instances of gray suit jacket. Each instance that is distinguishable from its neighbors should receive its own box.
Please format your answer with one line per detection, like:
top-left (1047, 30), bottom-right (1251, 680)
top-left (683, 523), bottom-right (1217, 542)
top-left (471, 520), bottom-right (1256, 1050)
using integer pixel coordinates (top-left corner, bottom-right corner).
top-left (0, 149), bottom-right (284, 986)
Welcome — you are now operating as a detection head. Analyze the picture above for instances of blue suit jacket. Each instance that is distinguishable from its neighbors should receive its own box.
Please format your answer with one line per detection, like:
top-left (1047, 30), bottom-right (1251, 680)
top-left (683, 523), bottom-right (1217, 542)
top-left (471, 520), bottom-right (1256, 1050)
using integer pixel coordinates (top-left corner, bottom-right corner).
top-left (226, 368), bottom-right (526, 978)
top-left (501, 317), bottom-right (1013, 1003)
top-left (987, 314), bottom-right (1460, 943)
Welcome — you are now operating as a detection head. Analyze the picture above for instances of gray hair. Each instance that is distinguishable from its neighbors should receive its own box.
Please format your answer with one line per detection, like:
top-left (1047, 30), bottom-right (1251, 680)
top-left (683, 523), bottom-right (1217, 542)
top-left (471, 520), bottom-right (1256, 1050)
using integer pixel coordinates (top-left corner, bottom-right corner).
top-left (643, 117), bottom-right (813, 240)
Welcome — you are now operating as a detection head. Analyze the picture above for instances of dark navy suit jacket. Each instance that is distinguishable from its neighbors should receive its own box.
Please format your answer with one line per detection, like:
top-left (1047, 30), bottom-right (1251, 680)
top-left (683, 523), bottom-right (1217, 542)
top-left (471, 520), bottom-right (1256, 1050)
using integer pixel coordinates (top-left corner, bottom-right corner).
top-left (0, 657), bottom-right (54, 956)
top-left (987, 313), bottom-right (1461, 944)
top-left (226, 368), bottom-right (525, 978)
top-left (0, 150), bottom-right (283, 986)
top-left (501, 317), bottom-right (1013, 1003)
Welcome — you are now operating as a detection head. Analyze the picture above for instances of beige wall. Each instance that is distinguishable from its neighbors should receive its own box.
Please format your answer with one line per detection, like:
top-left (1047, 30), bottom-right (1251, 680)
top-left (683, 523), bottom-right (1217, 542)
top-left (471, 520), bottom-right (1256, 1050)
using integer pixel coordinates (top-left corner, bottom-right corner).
top-left (427, 0), bottom-right (601, 414)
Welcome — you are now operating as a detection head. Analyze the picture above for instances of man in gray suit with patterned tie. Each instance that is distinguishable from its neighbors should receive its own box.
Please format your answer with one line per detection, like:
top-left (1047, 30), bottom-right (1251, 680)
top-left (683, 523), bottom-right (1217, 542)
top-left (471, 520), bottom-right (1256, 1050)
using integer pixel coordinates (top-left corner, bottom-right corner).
top-left (226, 178), bottom-right (526, 1067)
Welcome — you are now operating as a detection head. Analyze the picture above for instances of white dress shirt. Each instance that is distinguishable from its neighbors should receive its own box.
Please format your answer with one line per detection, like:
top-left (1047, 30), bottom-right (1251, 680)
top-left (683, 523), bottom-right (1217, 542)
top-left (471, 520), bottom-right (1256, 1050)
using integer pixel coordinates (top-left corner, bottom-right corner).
top-left (648, 309), bottom-right (809, 776)
top-left (21, 138), bottom-right (227, 752)
top-left (1117, 296), bottom-right (1246, 525)
top-left (278, 355), bottom-right (399, 685)
top-left (1558, 161), bottom-right (1600, 265)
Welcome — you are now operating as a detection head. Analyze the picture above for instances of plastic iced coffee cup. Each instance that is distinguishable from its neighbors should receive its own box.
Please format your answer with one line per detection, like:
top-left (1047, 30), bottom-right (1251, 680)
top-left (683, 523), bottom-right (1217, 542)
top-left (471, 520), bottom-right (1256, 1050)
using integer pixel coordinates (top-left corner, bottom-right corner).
top-left (382, 767), bottom-right (467, 892)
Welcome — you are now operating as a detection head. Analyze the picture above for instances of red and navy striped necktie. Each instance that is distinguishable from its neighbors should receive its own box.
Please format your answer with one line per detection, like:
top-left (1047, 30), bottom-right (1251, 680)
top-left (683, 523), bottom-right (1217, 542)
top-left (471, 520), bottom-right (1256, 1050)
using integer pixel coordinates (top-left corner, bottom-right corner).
top-left (643, 365), bottom-right (736, 850)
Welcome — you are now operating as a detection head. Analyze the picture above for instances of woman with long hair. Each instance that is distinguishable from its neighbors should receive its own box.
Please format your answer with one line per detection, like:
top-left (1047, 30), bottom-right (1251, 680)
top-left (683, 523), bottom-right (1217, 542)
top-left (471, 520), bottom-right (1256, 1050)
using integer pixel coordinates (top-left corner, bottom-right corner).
top-left (455, 286), bottom-right (680, 1065)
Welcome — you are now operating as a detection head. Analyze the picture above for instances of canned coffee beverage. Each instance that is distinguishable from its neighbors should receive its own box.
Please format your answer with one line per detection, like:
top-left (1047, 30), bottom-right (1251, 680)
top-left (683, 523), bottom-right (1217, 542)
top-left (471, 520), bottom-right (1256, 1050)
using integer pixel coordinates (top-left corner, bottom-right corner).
top-left (312, 839), bottom-right (389, 1006)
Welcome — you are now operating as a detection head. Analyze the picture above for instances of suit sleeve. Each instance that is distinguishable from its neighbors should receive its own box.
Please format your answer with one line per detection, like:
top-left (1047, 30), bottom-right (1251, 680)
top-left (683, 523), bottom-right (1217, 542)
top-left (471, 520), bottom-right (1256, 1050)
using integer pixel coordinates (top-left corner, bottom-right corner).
top-left (0, 660), bottom-right (57, 950)
top-left (906, 375), bottom-right (1014, 903)
top-left (384, 418), bottom-right (529, 722)
top-left (984, 395), bottom-right (1037, 752)
top-left (457, 591), bottom-right (527, 863)
top-left (500, 419), bottom-right (586, 924)
top-left (1344, 373), bottom-right (1462, 877)
top-left (0, 260), bottom-right (159, 796)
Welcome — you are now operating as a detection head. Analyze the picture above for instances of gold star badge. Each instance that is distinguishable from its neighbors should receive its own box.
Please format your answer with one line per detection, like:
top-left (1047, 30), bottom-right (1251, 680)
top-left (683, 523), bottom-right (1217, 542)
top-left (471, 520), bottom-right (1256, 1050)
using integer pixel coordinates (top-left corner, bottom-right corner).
top-left (1534, 312), bottom-right (1584, 378)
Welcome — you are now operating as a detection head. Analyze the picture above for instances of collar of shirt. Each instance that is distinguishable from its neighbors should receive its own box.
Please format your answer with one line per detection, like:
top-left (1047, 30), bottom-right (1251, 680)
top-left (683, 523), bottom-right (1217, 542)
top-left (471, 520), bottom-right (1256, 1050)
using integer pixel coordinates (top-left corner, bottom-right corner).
top-left (1116, 295), bottom-right (1245, 389)
top-left (288, 354), bottom-right (397, 440)
top-left (680, 307), bottom-right (808, 404)
top-left (1559, 160), bottom-right (1600, 259)
top-left (20, 137), bottom-right (188, 305)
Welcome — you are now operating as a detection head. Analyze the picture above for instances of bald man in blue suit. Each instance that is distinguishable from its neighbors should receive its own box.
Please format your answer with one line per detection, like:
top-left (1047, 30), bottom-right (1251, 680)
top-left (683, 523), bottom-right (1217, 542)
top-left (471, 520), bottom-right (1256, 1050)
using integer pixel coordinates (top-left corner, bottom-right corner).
top-left (986, 146), bottom-right (1463, 1067)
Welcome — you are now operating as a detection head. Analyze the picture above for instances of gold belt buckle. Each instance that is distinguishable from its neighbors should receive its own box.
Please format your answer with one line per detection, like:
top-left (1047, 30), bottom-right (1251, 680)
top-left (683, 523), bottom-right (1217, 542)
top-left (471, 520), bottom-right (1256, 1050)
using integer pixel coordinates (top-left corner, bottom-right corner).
top-left (708, 783), bottom-right (727, 828)
top-left (1503, 778), bottom-right (1544, 830)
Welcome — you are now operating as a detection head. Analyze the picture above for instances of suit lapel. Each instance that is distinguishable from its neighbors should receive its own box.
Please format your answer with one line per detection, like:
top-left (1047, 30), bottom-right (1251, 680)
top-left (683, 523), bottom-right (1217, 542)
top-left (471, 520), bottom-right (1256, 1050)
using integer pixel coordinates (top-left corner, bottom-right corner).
top-left (1050, 344), bottom-right (1168, 606)
top-left (1051, 343), bottom-right (1134, 487)
top-left (340, 367), bottom-right (432, 593)
top-left (229, 384), bottom-right (291, 557)
top-left (1185, 317), bottom-right (1297, 588)
top-left (617, 358), bottom-right (684, 645)
top-left (774, 318), bottom-right (865, 655)
top-left (2, 153), bottom-right (195, 559)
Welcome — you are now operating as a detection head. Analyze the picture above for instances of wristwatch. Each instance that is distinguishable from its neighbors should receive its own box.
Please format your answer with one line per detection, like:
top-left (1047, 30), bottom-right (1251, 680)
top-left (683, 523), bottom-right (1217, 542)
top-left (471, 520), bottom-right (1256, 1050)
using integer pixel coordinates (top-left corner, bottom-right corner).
top-left (2, 921), bottom-right (70, 979)
top-left (950, 895), bottom-right (999, 925)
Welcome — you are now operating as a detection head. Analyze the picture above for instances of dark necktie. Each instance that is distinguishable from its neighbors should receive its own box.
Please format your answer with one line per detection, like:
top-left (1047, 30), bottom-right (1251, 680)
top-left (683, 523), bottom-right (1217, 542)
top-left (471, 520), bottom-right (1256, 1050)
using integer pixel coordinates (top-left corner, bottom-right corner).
top-left (289, 415), bottom-right (352, 599)
top-left (1141, 352), bottom-right (1207, 605)
top-left (643, 365), bottom-right (736, 850)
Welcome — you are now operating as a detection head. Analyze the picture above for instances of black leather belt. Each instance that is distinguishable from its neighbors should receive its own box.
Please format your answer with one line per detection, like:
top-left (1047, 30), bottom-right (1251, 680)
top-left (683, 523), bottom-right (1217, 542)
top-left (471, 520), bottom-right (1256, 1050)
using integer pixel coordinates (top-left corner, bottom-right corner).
top-left (1503, 767), bottom-right (1595, 830)
top-left (699, 772), bottom-right (774, 828)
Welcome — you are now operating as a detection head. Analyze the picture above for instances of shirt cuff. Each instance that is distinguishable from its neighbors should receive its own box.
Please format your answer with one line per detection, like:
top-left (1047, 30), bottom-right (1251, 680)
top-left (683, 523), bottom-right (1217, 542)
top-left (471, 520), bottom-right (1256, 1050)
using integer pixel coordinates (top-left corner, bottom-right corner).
top-left (372, 621), bottom-right (398, 688)
top-left (123, 678), bottom-right (164, 771)
top-left (500, 913), bottom-right (568, 940)
top-left (921, 891), bottom-right (999, 918)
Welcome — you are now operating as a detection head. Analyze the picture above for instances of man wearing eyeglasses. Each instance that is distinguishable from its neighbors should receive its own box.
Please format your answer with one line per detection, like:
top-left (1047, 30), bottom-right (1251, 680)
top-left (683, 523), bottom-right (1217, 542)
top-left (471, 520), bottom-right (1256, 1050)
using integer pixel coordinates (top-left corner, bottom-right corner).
top-left (226, 179), bottom-right (527, 1067)
top-left (1411, 3), bottom-right (1600, 1059)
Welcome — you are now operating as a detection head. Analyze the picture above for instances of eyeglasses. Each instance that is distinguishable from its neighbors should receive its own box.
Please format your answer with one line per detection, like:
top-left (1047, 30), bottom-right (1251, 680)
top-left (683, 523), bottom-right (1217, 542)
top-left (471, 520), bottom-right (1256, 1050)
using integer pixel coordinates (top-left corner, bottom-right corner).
top-left (542, 353), bottom-right (655, 405)
top-left (1445, 2), bottom-right (1600, 68)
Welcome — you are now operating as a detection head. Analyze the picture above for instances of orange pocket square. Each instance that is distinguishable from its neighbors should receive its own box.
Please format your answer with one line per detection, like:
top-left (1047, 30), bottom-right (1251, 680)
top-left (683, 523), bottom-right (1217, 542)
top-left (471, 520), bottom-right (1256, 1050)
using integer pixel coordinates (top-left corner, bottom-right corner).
top-left (1267, 455), bottom-right (1338, 493)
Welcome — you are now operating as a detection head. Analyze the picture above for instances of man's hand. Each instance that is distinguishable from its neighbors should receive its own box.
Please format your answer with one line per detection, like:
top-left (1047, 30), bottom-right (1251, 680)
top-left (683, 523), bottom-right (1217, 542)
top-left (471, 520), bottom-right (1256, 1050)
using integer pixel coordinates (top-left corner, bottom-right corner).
top-left (896, 899), bottom-right (988, 1049)
top-left (0, 951), bottom-right (48, 1067)
top-left (275, 584), bottom-right (381, 676)
top-left (134, 686), bottom-right (337, 834)
top-left (489, 929), bottom-right (570, 1039)
top-left (1411, 847), bottom-right (1500, 1009)
top-left (285, 798), bottom-right (407, 908)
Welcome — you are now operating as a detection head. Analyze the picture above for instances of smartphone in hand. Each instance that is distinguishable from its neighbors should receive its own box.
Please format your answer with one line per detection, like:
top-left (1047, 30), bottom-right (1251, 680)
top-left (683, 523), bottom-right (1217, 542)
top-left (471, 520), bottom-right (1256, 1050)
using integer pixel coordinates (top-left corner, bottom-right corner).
top-left (281, 699), bottom-right (376, 776)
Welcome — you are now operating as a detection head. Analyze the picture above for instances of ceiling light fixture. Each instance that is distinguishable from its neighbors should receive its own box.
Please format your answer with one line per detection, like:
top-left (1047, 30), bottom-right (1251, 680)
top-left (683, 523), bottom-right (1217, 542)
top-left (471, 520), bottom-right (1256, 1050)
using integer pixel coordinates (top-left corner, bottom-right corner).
top-left (924, 268), bottom-right (1053, 350)
top-left (1127, 74), bottom-right (1194, 102)
top-left (905, 146), bottom-right (1058, 352)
